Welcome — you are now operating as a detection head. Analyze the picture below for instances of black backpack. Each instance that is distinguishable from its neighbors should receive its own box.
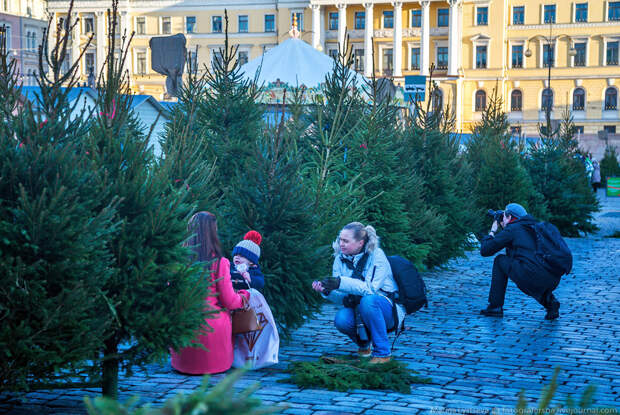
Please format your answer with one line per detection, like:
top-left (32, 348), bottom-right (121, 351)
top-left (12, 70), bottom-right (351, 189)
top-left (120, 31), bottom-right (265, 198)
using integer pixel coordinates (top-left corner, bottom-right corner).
top-left (527, 222), bottom-right (573, 277)
top-left (387, 255), bottom-right (428, 314)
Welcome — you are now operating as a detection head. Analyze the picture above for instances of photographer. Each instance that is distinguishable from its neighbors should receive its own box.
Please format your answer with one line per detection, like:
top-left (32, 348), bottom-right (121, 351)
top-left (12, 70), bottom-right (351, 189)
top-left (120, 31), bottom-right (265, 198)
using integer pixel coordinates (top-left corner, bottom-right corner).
top-left (312, 222), bottom-right (404, 364)
top-left (480, 203), bottom-right (561, 320)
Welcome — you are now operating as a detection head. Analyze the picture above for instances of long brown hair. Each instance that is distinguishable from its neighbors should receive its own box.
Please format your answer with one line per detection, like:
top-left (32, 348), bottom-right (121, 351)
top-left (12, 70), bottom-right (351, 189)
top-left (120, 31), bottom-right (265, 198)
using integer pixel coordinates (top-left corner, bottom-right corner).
top-left (186, 211), bottom-right (223, 262)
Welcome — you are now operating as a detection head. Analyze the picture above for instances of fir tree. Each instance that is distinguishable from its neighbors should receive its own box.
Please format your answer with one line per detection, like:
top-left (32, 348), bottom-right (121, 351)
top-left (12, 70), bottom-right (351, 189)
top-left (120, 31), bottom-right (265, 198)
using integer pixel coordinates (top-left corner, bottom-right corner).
top-left (159, 57), bottom-right (215, 212)
top-left (525, 109), bottom-right (599, 236)
top-left (346, 72), bottom-right (442, 266)
top-left (466, 88), bottom-right (547, 233)
top-left (197, 11), bottom-right (263, 201)
top-left (600, 146), bottom-right (620, 187)
top-left (0, 14), bottom-right (116, 392)
top-left (84, 3), bottom-right (211, 397)
top-left (402, 71), bottom-right (477, 267)
top-left (220, 105), bottom-right (323, 335)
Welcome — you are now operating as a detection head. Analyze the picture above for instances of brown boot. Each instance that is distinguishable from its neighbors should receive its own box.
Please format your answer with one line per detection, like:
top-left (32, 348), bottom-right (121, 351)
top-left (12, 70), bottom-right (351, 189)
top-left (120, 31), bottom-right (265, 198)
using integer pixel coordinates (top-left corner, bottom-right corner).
top-left (369, 356), bottom-right (392, 364)
top-left (357, 347), bottom-right (371, 358)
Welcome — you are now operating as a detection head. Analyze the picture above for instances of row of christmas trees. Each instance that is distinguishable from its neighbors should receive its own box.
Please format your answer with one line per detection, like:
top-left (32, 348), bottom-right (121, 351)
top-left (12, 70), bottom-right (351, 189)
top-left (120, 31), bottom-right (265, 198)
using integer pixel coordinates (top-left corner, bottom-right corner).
top-left (0, 2), bottom-right (603, 400)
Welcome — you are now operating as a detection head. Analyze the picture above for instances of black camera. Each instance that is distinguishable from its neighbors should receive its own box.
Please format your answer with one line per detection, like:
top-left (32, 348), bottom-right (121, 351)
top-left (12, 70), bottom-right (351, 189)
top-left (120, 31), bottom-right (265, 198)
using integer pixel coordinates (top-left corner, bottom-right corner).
top-left (487, 209), bottom-right (504, 223)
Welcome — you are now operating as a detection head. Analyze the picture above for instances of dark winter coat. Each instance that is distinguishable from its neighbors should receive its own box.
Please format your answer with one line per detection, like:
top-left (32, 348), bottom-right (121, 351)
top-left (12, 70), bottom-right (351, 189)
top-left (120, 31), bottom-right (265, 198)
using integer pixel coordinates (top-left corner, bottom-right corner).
top-left (480, 215), bottom-right (556, 281)
top-left (231, 264), bottom-right (265, 291)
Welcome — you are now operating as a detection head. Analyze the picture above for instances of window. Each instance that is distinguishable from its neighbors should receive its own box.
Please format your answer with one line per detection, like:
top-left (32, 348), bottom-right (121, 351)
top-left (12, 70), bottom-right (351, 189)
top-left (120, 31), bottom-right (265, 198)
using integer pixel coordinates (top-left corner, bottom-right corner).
top-left (329, 49), bottom-right (338, 60)
top-left (329, 12), bottom-right (338, 30)
top-left (512, 45), bottom-right (523, 68)
top-left (31, 32), bottom-right (37, 51)
top-left (238, 15), bottom-right (248, 33)
top-left (84, 16), bottom-right (94, 33)
top-left (411, 47), bottom-right (420, 69)
top-left (477, 7), bottom-right (488, 25)
top-left (432, 89), bottom-right (443, 112)
top-left (575, 3), bottom-right (588, 22)
top-left (574, 42), bottom-right (586, 66)
top-left (264, 14), bottom-right (275, 32)
top-left (437, 46), bottom-right (448, 69)
top-left (383, 48), bottom-right (393, 75)
top-left (604, 125), bottom-right (617, 134)
top-left (238, 50), bottom-right (248, 66)
top-left (85, 52), bottom-right (95, 74)
top-left (605, 87), bottom-right (618, 110)
top-left (354, 48), bottom-right (364, 71)
top-left (383, 11), bottom-right (394, 28)
top-left (607, 41), bottom-right (619, 65)
top-left (543, 43), bottom-right (554, 67)
top-left (609, 2), bottom-right (620, 21)
top-left (573, 88), bottom-right (585, 111)
top-left (3, 25), bottom-right (10, 50)
top-left (541, 88), bottom-right (553, 111)
top-left (212, 50), bottom-right (223, 67)
top-left (411, 10), bottom-right (421, 27)
top-left (355, 12), bottom-right (365, 29)
top-left (511, 90), bottom-right (523, 111)
top-left (212, 16), bottom-right (222, 33)
top-left (475, 90), bottom-right (487, 111)
top-left (544, 5), bottom-right (556, 23)
top-left (161, 16), bottom-right (171, 34)
top-left (137, 51), bottom-right (146, 75)
top-left (291, 12), bottom-right (303, 31)
top-left (186, 16), bottom-right (196, 33)
top-left (575, 125), bottom-right (584, 134)
top-left (189, 50), bottom-right (198, 73)
top-left (513, 6), bottom-right (525, 24)
top-left (136, 17), bottom-right (145, 34)
top-left (510, 126), bottom-right (522, 136)
top-left (475, 45), bottom-right (487, 68)
top-left (438, 9), bottom-right (449, 26)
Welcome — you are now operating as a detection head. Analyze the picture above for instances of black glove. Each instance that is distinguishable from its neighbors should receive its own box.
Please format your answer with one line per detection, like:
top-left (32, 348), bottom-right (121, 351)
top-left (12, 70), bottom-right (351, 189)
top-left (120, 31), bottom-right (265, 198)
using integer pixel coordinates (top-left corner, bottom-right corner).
top-left (321, 277), bottom-right (341, 295)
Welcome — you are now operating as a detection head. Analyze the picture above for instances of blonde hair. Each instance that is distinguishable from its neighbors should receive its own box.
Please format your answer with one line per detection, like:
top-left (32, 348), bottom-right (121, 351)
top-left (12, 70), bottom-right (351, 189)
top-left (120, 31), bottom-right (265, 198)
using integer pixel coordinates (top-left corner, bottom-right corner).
top-left (332, 222), bottom-right (379, 254)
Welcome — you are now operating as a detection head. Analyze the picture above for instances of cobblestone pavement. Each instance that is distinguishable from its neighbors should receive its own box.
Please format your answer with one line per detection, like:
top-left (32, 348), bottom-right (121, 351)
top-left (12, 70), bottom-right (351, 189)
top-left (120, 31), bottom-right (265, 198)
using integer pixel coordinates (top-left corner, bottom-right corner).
top-left (3, 194), bottom-right (620, 415)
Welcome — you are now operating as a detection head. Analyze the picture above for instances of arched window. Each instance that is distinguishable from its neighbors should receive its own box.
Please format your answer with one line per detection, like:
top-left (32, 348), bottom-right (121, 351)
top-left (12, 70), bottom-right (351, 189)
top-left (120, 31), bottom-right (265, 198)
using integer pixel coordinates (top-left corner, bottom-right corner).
top-left (573, 88), bottom-right (586, 111)
top-left (432, 89), bottom-right (443, 112)
top-left (541, 88), bottom-right (553, 111)
top-left (511, 90), bottom-right (522, 111)
top-left (475, 90), bottom-right (486, 112)
top-left (605, 87), bottom-right (618, 110)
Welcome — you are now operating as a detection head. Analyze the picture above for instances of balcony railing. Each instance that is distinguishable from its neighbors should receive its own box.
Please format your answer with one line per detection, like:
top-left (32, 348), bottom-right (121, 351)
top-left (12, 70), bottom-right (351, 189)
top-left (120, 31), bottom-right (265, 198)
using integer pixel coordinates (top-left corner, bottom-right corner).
top-left (604, 104), bottom-right (618, 111)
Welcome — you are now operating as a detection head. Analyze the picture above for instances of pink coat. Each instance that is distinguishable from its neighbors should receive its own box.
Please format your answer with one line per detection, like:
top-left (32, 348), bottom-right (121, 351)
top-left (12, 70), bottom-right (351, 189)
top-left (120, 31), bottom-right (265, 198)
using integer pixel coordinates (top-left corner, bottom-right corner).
top-left (171, 257), bottom-right (249, 374)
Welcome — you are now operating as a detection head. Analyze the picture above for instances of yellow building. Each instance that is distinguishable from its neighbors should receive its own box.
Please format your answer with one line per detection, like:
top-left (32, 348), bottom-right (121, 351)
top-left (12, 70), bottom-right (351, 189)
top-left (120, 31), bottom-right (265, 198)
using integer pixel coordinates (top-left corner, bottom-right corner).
top-left (47, 0), bottom-right (620, 136)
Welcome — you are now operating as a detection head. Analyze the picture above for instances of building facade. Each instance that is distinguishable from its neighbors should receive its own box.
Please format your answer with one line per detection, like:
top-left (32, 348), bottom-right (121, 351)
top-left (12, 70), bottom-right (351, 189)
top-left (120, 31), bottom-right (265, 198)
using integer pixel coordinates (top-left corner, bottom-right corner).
top-left (46, 0), bottom-right (620, 135)
top-left (1, 0), bottom-right (48, 86)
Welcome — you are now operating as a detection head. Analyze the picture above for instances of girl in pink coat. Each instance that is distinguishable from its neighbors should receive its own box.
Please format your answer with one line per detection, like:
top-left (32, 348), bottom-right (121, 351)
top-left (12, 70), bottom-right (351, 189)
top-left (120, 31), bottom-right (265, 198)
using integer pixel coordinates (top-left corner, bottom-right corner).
top-left (170, 211), bottom-right (250, 374)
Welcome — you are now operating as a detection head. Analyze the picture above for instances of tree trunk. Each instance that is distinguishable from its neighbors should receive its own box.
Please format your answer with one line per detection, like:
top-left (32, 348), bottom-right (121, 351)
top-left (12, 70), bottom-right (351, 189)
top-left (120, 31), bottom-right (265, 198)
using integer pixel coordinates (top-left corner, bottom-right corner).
top-left (101, 339), bottom-right (119, 399)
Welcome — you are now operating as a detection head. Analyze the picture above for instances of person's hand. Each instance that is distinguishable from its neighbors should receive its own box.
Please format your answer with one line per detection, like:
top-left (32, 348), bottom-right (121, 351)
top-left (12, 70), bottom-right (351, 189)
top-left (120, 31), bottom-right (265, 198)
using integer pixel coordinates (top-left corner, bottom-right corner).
top-left (242, 271), bottom-right (251, 283)
top-left (321, 277), bottom-right (341, 295)
top-left (491, 220), bottom-right (499, 233)
top-left (312, 281), bottom-right (324, 293)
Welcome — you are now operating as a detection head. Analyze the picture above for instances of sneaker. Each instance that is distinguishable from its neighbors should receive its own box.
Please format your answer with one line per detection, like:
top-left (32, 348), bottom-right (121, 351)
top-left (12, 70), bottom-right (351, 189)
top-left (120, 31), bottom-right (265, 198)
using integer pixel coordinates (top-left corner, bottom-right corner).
top-left (544, 299), bottom-right (560, 320)
top-left (357, 347), bottom-right (371, 358)
top-left (480, 305), bottom-right (503, 317)
top-left (369, 356), bottom-right (392, 364)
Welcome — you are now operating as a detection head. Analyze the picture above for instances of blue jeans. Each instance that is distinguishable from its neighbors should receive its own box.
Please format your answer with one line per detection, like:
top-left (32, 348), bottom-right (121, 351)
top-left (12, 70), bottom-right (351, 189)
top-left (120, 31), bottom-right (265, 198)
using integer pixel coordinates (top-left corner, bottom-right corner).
top-left (334, 294), bottom-right (395, 357)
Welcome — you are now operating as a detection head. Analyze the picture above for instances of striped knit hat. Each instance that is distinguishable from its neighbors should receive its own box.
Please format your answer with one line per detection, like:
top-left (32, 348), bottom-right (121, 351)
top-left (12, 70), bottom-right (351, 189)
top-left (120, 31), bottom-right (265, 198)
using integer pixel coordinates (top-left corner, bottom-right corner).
top-left (232, 230), bottom-right (262, 265)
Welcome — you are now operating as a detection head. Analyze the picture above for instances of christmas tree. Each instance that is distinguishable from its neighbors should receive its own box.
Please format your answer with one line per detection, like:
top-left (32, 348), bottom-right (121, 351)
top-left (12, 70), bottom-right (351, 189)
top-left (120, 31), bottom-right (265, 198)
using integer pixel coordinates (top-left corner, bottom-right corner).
top-left (84, 3), bottom-right (211, 397)
top-left (466, 88), bottom-right (547, 233)
top-left (0, 14), bottom-right (116, 392)
top-left (220, 105), bottom-right (323, 335)
top-left (600, 146), bottom-right (620, 187)
top-left (525, 109), bottom-right (599, 236)
top-left (402, 71), bottom-right (478, 267)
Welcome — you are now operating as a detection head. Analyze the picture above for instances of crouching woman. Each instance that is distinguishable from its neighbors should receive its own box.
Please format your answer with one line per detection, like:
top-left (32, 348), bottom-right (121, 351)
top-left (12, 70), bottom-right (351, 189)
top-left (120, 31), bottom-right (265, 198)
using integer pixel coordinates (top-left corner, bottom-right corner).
top-left (312, 222), bottom-right (404, 364)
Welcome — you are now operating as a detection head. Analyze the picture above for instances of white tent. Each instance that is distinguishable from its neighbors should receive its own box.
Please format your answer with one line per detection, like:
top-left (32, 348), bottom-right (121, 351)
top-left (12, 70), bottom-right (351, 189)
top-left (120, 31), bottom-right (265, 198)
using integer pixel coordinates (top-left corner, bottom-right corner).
top-left (240, 38), bottom-right (366, 89)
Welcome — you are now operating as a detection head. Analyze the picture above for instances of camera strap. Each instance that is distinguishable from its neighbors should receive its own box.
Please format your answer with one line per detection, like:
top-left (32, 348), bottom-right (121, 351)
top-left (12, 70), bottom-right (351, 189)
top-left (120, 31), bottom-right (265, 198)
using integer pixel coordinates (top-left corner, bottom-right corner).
top-left (341, 253), bottom-right (369, 281)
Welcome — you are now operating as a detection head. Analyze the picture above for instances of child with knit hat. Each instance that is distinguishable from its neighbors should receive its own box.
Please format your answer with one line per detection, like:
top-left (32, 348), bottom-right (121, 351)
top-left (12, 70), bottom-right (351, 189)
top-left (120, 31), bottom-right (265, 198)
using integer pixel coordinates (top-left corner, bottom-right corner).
top-left (231, 230), bottom-right (265, 291)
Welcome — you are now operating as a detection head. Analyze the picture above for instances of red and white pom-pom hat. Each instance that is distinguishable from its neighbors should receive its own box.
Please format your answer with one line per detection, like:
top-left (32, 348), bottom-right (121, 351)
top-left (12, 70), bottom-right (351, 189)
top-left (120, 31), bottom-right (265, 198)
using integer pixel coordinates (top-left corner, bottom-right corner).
top-left (232, 230), bottom-right (262, 265)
